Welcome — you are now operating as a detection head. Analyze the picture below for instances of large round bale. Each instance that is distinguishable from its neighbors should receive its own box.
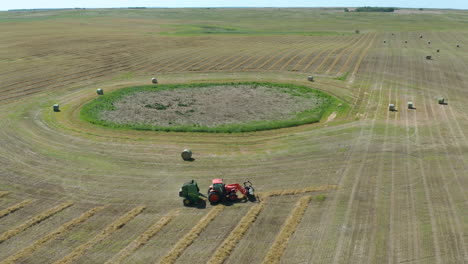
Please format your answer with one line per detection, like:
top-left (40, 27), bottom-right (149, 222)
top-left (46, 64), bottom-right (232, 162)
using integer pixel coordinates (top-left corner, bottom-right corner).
top-left (437, 49), bottom-right (440, 53)
top-left (428, 41), bottom-right (431, 44)
top-left (438, 97), bottom-right (447, 105)
top-left (181, 149), bottom-right (193, 161)
top-left (426, 55), bottom-right (432, 60)
top-left (307, 76), bottom-right (314, 82)
top-left (96, 88), bottom-right (104, 95)
top-left (408, 102), bottom-right (414, 109)
top-left (53, 104), bottom-right (60, 112)
top-left (457, 44), bottom-right (460, 48)
top-left (383, 40), bottom-right (386, 43)
top-left (152, 77), bottom-right (158, 84)
top-left (420, 35), bottom-right (423, 38)
top-left (389, 104), bottom-right (396, 112)
top-left (405, 40), bottom-right (408, 43)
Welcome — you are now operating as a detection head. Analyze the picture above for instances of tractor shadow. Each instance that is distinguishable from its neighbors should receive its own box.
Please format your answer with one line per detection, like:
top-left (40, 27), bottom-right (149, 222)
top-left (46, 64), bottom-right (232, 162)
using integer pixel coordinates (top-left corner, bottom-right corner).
top-left (188, 199), bottom-right (206, 209)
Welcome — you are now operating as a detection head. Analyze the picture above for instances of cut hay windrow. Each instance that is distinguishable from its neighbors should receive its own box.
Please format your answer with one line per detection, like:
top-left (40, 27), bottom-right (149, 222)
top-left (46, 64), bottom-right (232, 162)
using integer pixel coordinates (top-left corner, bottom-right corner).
top-left (106, 209), bottom-right (178, 264)
top-left (0, 199), bottom-right (35, 219)
top-left (0, 206), bottom-right (105, 264)
top-left (159, 206), bottom-right (225, 264)
top-left (53, 205), bottom-right (145, 264)
top-left (260, 185), bottom-right (336, 198)
top-left (261, 195), bottom-right (312, 264)
top-left (0, 201), bottom-right (73, 243)
top-left (0, 192), bottom-right (10, 198)
top-left (207, 201), bottom-right (267, 264)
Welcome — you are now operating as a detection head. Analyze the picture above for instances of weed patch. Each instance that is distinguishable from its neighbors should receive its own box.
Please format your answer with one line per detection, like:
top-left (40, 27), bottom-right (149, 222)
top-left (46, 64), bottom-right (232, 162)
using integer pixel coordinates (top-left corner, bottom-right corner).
top-left (81, 82), bottom-right (344, 133)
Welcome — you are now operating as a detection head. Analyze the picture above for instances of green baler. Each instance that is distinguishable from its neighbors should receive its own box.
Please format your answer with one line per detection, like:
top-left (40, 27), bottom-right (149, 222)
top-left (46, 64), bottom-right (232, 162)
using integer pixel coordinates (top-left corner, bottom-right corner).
top-left (179, 180), bottom-right (205, 206)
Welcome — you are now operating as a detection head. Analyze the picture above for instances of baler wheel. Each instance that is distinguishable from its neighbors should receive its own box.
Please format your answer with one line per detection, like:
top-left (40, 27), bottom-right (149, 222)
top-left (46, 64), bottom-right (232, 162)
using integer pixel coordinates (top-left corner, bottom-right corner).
top-left (183, 199), bottom-right (191, 206)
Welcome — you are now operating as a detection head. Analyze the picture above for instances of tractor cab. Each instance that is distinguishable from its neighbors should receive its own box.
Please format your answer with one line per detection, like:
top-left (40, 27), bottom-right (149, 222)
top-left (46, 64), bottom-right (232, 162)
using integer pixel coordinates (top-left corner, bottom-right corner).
top-left (211, 178), bottom-right (225, 195)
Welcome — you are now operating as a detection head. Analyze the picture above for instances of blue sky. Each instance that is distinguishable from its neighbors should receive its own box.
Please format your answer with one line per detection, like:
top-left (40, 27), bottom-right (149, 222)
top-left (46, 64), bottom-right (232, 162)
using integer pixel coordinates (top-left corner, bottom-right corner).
top-left (1, 0), bottom-right (467, 11)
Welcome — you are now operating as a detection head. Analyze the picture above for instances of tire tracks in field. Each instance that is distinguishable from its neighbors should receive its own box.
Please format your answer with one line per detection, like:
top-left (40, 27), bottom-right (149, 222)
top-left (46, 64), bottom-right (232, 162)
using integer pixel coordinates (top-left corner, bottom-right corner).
top-left (292, 33), bottom-right (382, 263)
top-left (422, 45), bottom-right (468, 262)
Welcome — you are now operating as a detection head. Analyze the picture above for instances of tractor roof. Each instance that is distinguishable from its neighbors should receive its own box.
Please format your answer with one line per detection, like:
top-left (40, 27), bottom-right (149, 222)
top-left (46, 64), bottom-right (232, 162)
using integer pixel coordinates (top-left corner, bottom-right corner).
top-left (212, 178), bottom-right (223, 184)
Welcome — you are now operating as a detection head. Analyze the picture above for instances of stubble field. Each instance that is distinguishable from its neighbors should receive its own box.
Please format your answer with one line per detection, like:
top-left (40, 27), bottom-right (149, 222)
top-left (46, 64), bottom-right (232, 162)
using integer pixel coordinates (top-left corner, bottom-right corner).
top-left (0, 8), bottom-right (467, 263)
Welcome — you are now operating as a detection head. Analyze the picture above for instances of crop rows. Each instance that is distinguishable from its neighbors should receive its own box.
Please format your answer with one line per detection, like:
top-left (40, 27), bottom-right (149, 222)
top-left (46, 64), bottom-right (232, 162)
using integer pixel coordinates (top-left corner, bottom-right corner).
top-left (0, 206), bottom-right (105, 264)
top-left (0, 199), bottom-right (35, 219)
top-left (0, 201), bottom-right (73, 244)
top-left (0, 33), bottom-right (370, 102)
top-left (53, 205), bottom-right (146, 264)
top-left (105, 209), bottom-right (178, 264)
top-left (262, 195), bottom-right (312, 264)
top-left (160, 206), bottom-right (225, 264)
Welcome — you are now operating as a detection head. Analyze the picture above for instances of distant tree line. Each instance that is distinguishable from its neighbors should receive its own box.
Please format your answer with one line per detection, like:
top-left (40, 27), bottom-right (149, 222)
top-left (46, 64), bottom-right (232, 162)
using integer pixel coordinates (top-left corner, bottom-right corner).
top-left (355, 7), bottom-right (396, 12)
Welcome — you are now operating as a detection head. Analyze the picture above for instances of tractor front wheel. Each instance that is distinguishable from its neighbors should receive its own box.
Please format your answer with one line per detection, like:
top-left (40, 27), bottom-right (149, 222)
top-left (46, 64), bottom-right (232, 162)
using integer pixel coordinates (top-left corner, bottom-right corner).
top-left (228, 193), bottom-right (238, 201)
top-left (208, 192), bottom-right (221, 204)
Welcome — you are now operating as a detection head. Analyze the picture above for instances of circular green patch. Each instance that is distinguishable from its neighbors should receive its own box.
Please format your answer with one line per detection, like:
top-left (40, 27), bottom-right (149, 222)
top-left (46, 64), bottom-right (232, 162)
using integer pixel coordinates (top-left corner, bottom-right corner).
top-left (80, 82), bottom-right (344, 133)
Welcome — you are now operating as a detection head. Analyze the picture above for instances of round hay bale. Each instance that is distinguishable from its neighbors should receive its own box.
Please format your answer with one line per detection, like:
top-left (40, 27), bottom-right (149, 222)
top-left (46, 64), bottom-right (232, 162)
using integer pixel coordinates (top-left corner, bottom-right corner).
top-left (181, 149), bottom-right (193, 161)
top-left (383, 40), bottom-right (386, 43)
top-left (456, 44), bottom-right (460, 48)
top-left (405, 40), bottom-right (407, 43)
top-left (307, 76), bottom-right (314, 82)
top-left (408, 102), bottom-right (414, 109)
top-left (437, 49), bottom-right (440, 52)
top-left (420, 35), bottom-right (423, 38)
top-left (389, 104), bottom-right (396, 112)
top-left (53, 104), bottom-right (60, 112)
top-left (428, 41), bottom-right (431, 44)
top-left (438, 98), bottom-right (447, 105)
top-left (426, 55), bottom-right (432, 60)
top-left (152, 77), bottom-right (158, 84)
top-left (96, 88), bottom-right (104, 95)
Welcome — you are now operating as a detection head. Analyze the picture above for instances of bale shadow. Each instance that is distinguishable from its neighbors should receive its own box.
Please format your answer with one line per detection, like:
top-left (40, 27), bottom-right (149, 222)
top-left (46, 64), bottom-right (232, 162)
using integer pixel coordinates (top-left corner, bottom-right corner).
top-left (183, 158), bottom-right (195, 162)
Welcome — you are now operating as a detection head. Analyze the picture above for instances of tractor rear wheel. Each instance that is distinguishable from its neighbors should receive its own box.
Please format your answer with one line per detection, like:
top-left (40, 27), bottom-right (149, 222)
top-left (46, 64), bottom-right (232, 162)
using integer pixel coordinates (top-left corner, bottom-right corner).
top-left (208, 192), bottom-right (220, 204)
top-left (183, 199), bottom-right (191, 206)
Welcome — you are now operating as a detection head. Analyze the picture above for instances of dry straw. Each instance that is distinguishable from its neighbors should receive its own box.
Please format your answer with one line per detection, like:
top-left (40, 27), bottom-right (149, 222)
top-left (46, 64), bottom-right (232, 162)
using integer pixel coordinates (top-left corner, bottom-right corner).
top-left (207, 201), bottom-right (267, 264)
top-left (260, 185), bottom-right (336, 198)
top-left (261, 195), bottom-right (312, 264)
top-left (106, 209), bottom-right (179, 264)
top-left (0, 191), bottom-right (10, 198)
top-left (159, 206), bottom-right (225, 264)
top-left (54, 205), bottom-right (146, 264)
top-left (0, 199), bottom-right (35, 219)
top-left (0, 206), bottom-right (105, 264)
top-left (0, 201), bottom-right (73, 243)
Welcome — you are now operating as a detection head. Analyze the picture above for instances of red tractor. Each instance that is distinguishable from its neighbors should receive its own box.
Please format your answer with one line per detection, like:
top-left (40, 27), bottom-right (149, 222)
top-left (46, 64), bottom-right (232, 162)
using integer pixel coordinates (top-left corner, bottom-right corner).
top-left (207, 179), bottom-right (255, 204)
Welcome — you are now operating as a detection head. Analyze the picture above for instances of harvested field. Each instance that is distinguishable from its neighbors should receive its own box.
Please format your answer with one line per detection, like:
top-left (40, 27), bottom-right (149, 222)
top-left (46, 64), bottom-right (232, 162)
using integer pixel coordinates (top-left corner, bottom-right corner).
top-left (0, 7), bottom-right (467, 264)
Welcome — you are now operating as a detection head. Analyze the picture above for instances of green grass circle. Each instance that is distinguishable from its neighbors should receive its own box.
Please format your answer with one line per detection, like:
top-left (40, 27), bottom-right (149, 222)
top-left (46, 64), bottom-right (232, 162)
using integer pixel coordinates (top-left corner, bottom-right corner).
top-left (80, 82), bottom-right (345, 133)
